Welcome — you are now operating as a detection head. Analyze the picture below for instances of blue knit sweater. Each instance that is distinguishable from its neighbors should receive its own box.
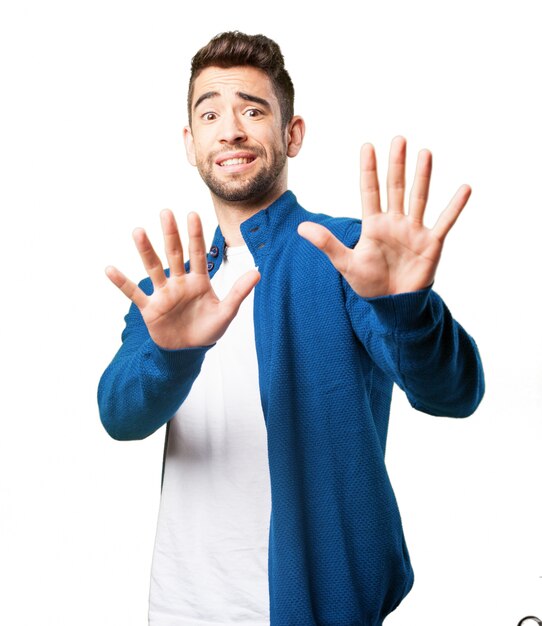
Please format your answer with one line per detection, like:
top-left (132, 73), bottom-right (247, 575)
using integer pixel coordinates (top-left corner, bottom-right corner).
top-left (98, 190), bottom-right (484, 625)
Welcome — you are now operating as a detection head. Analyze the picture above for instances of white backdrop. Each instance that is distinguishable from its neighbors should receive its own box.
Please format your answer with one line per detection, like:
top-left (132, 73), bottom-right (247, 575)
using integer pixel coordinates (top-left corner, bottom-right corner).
top-left (1, 1), bottom-right (541, 624)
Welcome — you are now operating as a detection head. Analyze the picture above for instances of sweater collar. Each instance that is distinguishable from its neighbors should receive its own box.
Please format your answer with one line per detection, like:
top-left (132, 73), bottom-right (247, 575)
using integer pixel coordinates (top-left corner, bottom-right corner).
top-left (205, 190), bottom-right (305, 276)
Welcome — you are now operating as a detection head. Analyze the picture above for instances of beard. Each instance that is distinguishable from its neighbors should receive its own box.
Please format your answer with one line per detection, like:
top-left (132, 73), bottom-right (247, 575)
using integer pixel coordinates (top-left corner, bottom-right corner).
top-left (196, 143), bottom-right (287, 203)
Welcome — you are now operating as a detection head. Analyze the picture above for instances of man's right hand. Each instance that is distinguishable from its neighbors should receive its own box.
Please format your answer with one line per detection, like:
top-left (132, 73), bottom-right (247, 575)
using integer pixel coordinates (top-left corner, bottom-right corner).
top-left (105, 210), bottom-right (260, 350)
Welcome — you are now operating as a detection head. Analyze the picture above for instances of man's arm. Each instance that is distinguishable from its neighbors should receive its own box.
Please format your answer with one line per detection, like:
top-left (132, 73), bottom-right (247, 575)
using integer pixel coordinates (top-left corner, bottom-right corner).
top-left (97, 283), bottom-right (214, 440)
top-left (98, 209), bottom-right (259, 441)
top-left (343, 279), bottom-right (484, 417)
top-left (298, 136), bottom-right (484, 416)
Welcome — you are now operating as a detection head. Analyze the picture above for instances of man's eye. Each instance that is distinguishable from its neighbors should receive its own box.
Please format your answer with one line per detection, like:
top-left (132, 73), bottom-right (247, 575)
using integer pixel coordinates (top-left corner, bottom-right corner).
top-left (245, 108), bottom-right (262, 118)
top-left (202, 112), bottom-right (217, 121)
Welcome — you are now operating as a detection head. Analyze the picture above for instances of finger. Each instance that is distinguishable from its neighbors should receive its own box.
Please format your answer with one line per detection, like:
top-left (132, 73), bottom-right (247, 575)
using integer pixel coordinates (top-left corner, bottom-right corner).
top-left (132, 228), bottom-right (168, 288)
top-left (297, 222), bottom-right (351, 275)
top-left (432, 184), bottom-right (472, 241)
top-left (360, 143), bottom-right (381, 218)
top-left (187, 212), bottom-right (208, 275)
top-left (160, 209), bottom-right (185, 277)
top-left (220, 269), bottom-right (261, 321)
top-left (105, 265), bottom-right (148, 309)
top-left (408, 149), bottom-right (432, 223)
top-left (386, 135), bottom-right (407, 214)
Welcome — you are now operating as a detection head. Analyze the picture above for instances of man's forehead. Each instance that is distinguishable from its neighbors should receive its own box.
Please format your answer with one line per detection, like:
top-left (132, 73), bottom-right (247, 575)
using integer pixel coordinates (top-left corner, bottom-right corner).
top-left (192, 66), bottom-right (277, 107)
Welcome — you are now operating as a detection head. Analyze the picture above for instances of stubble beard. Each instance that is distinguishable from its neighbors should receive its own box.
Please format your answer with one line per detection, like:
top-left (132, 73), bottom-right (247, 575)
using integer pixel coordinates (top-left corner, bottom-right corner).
top-left (196, 144), bottom-right (287, 204)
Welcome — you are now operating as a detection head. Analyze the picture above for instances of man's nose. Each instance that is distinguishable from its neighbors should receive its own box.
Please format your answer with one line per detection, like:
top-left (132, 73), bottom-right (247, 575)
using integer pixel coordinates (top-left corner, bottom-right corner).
top-left (219, 112), bottom-right (247, 144)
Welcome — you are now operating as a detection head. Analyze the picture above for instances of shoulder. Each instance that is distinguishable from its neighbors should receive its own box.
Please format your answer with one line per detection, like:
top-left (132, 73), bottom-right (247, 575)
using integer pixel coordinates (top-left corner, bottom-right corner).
top-left (272, 205), bottom-right (362, 283)
top-left (295, 207), bottom-right (362, 249)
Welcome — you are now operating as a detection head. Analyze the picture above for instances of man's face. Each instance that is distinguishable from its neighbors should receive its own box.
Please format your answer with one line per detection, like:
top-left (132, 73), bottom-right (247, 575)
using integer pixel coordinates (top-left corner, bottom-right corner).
top-left (184, 65), bottom-right (289, 204)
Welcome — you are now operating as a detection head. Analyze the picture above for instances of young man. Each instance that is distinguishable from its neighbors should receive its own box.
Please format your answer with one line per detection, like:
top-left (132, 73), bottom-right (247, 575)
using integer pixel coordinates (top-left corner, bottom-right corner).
top-left (98, 31), bottom-right (484, 626)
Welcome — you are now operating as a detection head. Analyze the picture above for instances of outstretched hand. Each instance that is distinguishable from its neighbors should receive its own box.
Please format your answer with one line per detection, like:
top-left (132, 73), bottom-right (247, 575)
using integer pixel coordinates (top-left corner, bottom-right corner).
top-left (105, 210), bottom-right (260, 350)
top-left (297, 136), bottom-right (471, 298)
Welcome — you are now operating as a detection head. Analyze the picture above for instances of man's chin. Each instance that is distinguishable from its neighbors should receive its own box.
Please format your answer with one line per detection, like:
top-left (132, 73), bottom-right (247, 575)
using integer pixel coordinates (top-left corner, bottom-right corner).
top-left (198, 156), bottom-right (286, 205)
top-left (204, 177), bottom-right (275, 204)
top-left (213, 188), bottom-right (265, 203)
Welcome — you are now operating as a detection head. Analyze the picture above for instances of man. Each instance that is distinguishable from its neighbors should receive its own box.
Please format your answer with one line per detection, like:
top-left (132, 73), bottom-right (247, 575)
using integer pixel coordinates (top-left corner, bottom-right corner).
top-left (98, 31), bottom-right (484, 626)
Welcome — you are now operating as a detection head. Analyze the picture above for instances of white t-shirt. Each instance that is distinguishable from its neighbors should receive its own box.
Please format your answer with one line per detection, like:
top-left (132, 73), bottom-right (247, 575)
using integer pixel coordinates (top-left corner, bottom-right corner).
top-left (149, 244), bottom-right (271, 626)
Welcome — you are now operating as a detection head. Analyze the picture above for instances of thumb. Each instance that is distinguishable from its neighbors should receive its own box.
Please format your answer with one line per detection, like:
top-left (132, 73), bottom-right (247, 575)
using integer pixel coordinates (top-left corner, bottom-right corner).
top-left (297, 222), bottom-right (350, 274)
top-left (220, 269), bottom-right (261, 320)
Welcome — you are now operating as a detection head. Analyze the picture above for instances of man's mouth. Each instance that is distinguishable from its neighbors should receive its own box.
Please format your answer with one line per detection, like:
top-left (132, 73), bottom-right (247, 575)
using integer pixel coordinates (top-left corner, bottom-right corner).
top-left (219, 157), bottom-right (255, 167)
top-left (215, 152), bottom-right (258, 168)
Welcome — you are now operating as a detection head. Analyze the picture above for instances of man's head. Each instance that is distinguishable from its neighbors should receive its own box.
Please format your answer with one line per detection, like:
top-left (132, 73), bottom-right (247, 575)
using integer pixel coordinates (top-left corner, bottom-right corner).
top-left (187, 31), bottom-right (294, 132)
top-left (183, 32), bottom-right (304, 206)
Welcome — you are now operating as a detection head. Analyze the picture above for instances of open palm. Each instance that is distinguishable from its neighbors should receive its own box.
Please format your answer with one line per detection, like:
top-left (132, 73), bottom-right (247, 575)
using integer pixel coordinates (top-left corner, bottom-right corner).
top-left (105, 210), bottom-right (260, 350)
top-left (298, 136), bottom-right (472, 298)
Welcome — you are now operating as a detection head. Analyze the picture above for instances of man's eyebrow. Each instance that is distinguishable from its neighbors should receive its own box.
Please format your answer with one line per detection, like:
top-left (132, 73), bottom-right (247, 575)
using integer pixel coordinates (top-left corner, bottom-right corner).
top-left (237, 92), bottom-right (271, 109)
top-left (193, 90), bottom-right (271, 112)
top-left (193, 91), bottom-right (220, 111)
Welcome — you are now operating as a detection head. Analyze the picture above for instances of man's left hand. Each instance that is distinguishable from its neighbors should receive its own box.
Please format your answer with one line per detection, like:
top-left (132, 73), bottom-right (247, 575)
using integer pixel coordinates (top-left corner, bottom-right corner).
top-left (297, 136), bottom-right (472, 298)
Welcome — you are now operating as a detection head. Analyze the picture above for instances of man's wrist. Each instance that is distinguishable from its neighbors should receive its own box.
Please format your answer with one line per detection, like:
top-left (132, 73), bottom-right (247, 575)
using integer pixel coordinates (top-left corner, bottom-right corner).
top-left (363, 285), bottom-right (434, 332)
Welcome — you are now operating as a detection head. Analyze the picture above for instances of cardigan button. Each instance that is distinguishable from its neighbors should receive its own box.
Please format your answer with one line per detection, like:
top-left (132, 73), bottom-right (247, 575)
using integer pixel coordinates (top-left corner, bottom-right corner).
top-left (207, 261), bottom-right (214, 272)
top-left (209, 245), bottom-right (219, 258)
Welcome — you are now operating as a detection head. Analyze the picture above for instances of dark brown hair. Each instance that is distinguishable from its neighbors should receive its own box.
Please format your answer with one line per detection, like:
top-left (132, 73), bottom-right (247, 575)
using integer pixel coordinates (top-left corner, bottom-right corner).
top-left (187, 31), bottom-right (295, 130)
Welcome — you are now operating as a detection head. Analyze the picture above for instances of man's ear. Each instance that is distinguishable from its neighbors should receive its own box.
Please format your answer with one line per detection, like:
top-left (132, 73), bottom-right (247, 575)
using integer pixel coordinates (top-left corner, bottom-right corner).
top-left (286, 116), bottom-right (305, 158)
top-left (183, 125), bottom-right (197, 166)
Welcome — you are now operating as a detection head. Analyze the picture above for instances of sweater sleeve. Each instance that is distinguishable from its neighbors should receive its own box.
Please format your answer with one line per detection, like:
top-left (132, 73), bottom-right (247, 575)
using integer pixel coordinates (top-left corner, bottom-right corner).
top-left (342, 279), bottom-right (485, 418)
top-left (97, 278), bottom-right (214, 441)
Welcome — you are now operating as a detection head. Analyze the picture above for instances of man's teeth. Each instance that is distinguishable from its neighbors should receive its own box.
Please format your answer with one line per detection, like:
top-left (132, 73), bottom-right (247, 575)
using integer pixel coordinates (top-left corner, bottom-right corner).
top-left (219, 157), bottom-right (254, 166)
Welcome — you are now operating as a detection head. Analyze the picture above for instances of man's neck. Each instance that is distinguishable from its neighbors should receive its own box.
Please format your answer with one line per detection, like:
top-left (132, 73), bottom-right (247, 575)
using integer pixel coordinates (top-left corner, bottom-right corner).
top-left (211, 183), bottom-right (288, 247)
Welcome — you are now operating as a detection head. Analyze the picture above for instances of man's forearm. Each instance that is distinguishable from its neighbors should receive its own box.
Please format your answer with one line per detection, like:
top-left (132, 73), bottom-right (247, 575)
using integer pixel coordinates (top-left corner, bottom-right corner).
top-left (345, 282), bottom-right (485, 417)
top-left (97, 302), bottom-right (213, 440)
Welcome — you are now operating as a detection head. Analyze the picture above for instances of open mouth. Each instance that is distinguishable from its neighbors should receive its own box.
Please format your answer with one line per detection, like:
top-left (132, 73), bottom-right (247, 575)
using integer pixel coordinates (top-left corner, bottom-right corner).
top-left (218, 156), bottom-right (256, 167)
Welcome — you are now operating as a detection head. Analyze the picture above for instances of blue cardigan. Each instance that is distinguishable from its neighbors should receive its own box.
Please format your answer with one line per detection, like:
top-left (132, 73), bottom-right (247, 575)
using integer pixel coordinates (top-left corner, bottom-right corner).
top-left (98, 190), bottom-right (484, 625)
